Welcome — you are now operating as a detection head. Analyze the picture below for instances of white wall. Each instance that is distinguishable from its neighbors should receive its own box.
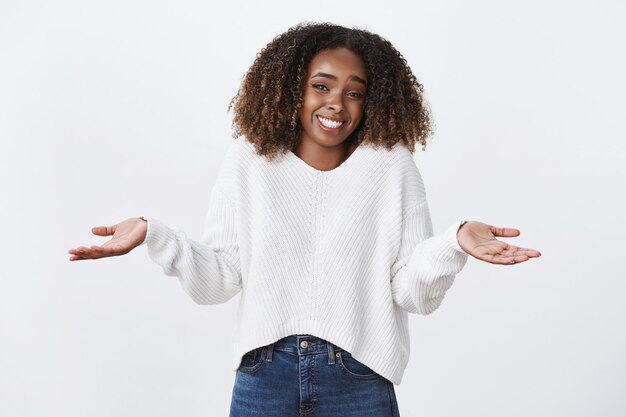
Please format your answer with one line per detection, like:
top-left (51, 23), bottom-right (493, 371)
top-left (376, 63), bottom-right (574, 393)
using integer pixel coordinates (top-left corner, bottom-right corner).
top-left (1, 0), bottom-right (624, 416)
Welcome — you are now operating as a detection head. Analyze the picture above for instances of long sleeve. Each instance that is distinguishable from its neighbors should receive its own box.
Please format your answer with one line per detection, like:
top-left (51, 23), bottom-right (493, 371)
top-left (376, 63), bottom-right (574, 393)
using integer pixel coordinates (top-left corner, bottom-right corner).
top-left (390, 199), bottom-right (469, 314)
top-left (141, 185), bottom-right (242, 305)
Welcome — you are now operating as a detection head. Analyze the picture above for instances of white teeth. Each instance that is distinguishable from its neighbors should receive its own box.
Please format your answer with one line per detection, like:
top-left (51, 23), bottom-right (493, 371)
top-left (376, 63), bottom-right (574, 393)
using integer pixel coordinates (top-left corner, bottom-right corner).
top-left (318, 116), bottom-right (344, 129)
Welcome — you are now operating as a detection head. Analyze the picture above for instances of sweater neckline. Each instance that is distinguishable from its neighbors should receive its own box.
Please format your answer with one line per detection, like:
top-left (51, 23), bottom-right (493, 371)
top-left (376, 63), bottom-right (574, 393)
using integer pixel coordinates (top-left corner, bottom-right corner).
top-left (286, 143), bottom-right (365, 175)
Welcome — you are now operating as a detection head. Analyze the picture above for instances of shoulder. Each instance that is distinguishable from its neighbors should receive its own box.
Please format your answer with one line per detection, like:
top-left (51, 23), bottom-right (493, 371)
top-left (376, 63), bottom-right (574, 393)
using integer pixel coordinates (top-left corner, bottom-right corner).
top-left (223, 136), bottom-right (254, 160)
top-left (375, 141), bottom-right (428, 210)
top-left (212, 137), bottom-right (251, 197)
top-left (374, 142), bottom-right (425, 185)
top-left (213, 136), bottom-right (270, 198)
top-left (366, 141), bottom-right (417, 168)
top-left (218, 136), bottom-right (263, 170)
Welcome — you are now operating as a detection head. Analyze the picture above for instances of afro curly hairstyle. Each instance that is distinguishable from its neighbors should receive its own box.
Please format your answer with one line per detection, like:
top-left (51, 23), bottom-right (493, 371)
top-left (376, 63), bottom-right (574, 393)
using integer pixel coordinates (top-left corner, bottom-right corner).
top-left (228, 22), bottom-right (434, 161)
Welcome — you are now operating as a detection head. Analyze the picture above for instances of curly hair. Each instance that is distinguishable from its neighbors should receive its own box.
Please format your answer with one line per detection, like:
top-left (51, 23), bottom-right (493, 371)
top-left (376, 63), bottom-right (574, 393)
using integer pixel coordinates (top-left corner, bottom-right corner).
top-left (228, 22), bottom-right (434, 161)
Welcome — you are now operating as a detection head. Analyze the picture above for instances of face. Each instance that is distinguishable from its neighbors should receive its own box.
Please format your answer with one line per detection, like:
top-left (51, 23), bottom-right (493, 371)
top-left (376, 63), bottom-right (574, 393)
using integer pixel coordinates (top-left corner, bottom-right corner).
top-left (298, 47), bottom-right (367, 149)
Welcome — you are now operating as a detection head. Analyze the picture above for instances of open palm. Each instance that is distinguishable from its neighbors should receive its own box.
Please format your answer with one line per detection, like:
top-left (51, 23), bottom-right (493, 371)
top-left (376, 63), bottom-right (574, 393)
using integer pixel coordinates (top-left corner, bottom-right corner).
top-left (457, 221), bottom-right (541, 265)
top-left (68, 217), bottom-right (147, 261)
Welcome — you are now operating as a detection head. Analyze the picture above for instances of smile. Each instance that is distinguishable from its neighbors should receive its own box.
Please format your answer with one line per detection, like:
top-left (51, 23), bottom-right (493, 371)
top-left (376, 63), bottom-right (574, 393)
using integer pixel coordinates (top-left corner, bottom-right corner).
top-left (317, 115), bottom-right (345, 129)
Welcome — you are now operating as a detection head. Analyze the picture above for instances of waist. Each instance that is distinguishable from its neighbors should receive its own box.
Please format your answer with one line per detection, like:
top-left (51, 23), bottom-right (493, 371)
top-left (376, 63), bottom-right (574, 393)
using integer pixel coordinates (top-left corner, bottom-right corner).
top-left (271, 334), bottom-right (344, 356)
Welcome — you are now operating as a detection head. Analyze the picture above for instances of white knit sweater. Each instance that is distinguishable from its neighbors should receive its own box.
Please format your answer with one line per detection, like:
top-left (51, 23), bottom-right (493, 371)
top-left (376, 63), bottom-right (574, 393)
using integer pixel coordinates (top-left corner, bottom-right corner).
top-left (141, 137), bottom-right (469, 385)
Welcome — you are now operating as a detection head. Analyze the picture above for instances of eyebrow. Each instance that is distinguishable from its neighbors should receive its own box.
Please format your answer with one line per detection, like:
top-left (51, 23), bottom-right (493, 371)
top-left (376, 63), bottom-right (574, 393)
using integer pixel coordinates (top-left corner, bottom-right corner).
top-left (311, 72), bottom-right (367, 86)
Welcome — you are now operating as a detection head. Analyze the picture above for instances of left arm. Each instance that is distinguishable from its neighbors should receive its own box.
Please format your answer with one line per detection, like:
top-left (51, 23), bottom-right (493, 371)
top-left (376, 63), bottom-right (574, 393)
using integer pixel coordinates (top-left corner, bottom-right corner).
top-left (390, 201), bottom-right (542, 314)
top-left (390, 200), bottom-right (469, 315)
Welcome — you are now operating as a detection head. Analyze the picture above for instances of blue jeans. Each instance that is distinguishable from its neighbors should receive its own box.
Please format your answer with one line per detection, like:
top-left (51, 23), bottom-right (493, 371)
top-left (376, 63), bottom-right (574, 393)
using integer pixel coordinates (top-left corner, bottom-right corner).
top-left (229, 334), bottom-right (401, 417)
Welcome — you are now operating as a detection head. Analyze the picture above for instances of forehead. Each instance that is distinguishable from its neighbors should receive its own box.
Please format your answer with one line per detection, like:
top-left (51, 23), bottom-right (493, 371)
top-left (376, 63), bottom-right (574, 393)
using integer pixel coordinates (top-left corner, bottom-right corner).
top-left (307, 47), bottom-right (367, 79)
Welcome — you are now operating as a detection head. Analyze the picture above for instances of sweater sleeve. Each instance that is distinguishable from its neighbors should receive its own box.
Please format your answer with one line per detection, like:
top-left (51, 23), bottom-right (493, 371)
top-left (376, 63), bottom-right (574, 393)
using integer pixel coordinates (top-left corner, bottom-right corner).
top-left (140, 185), bottom-right (242, 305)
top-left (390, 199), bottom-right (469, 314)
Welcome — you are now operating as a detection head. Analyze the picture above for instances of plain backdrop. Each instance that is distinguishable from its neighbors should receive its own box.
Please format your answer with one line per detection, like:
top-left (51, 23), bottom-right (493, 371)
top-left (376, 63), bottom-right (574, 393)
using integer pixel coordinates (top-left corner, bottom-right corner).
top-left (1, 0), bottom-right (624, 416)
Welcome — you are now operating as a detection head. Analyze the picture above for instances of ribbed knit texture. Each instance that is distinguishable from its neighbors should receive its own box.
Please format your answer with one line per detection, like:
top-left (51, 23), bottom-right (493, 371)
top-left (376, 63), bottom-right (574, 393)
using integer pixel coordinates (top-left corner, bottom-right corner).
top-left (141, 137), bottom-right (469, 385)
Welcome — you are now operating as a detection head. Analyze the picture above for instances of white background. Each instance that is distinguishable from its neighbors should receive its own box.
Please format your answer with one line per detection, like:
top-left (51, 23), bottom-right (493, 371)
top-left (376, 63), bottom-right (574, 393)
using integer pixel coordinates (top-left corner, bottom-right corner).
top-left (1, 0), bottom-right (624, 416)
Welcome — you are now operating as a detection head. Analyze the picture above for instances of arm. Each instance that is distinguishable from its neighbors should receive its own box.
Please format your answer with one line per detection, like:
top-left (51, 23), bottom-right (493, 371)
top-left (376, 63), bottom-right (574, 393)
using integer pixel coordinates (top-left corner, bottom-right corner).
top-left (390, 199), bottom-right (469, 314)
top-left (141, 185), bottom-right (242, 305)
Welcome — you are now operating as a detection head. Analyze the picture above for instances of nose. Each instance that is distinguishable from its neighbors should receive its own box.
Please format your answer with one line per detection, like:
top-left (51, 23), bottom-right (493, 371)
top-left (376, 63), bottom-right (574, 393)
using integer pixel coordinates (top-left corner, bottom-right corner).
top-left (326, 92), bottom-right (343, 113)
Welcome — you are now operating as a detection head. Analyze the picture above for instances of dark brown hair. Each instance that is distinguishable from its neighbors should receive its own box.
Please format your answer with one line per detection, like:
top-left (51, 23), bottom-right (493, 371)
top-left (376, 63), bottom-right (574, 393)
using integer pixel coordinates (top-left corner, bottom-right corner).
top-left (228, 22), bottom-right (433, 160)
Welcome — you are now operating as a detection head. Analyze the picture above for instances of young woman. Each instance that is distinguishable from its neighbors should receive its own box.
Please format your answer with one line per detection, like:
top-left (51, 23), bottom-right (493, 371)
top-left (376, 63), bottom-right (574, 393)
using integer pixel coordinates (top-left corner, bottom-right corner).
top-left (69, 22), bottom-right (541, 417)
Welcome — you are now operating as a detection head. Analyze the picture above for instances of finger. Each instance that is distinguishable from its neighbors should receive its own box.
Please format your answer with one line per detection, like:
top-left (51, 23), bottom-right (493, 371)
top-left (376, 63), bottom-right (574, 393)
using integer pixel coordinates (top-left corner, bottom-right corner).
top-left (68, 251), bottom-right (94, 261)
top-left (68, 248), bottom-right (93, 258)
top-left (75, 247), bottom-right (93, 259)
top-left (481, 244), bottom-right (540, 264)
top-left (482, 253), bottom-right (529, 265)
top-left (92, 225), bottom-right (116, 236)
top-left (89, 245), bottom-right (119, 257)
top-left (489, 226), bottom-right (521, 238)
top-left (501, 245), bottom-right (542, 258)
top-left (70, 247), bottom-right (106, 260)
top-left (519, 248), bottom-right (541, 257)
top-left (68, 249), bottom-right (87, 261)
top-left (525, 248), bottom-right (541, 257)
top-left (509, 254), bottom-right (530, 263)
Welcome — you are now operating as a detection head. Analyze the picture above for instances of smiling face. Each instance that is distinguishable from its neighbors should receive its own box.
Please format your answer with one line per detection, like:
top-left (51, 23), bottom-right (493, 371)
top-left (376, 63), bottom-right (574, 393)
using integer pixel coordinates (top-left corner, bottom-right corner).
top-left (298, 47), bottom-right (367, 150)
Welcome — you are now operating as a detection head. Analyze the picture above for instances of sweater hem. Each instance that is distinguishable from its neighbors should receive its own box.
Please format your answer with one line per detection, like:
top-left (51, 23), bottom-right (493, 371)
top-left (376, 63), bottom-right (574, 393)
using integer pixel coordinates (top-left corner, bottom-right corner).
top-left (231, 318), bottom-right (408, 385)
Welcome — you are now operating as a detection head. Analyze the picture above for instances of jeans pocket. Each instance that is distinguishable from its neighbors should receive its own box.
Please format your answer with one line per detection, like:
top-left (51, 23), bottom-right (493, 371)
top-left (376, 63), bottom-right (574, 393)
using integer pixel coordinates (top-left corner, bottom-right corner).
top-left (237, 346), bottom-right (268, 374)
top-left (336, 350), bottom-right (382, 380)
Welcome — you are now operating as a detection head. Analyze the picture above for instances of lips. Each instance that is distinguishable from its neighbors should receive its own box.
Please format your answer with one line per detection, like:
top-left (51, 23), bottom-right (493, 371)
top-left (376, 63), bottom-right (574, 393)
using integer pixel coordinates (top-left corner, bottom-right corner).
top-left (317, 115), bottom-right (346, 130)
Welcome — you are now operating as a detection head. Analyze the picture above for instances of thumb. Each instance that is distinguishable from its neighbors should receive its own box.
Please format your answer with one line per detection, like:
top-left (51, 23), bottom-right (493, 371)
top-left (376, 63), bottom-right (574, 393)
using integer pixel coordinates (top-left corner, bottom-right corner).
top-left (489, 225), bottom-right (521, 238)
top-left (91, 224), bottom-right (117, 236)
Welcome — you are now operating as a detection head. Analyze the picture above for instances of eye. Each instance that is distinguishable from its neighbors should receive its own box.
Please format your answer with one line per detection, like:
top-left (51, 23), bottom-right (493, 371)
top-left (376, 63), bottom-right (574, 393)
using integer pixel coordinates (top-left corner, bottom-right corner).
top-left (347, 91), bottom-right (364, 99)
top-left (312, 83), bottom-right (329, 91)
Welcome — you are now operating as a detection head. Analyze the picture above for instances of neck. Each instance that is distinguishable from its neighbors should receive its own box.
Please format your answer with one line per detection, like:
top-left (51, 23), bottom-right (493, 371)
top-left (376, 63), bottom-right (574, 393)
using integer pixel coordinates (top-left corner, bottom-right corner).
top-left (292, 140), bottom-right (357, 172)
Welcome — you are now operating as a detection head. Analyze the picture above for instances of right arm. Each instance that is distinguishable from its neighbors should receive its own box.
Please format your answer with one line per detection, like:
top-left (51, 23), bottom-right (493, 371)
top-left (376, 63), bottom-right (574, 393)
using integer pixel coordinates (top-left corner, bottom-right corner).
top-left (141, 185), bottom-right (242, 305)
top-left (68, 183), bottom-right (242, 305)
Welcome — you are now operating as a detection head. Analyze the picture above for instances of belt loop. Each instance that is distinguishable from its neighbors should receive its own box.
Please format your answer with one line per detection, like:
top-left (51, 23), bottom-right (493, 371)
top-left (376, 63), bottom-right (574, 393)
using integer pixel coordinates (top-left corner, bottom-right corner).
top-left (327, 340), bottom-right (336, 365)
top-left (265, 343), bottom-right (274, 362)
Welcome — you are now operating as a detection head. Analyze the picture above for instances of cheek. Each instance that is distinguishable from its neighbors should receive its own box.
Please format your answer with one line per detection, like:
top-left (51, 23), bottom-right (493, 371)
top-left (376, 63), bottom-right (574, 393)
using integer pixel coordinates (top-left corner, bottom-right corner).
top-left (303, 94), bottom-right (323, 112)
top-left (298, 109), bottom-right (312, 129)
top-left (299, 98), bottom-right (311, 118)
top-left (350, 103), bottom-right (365, 124)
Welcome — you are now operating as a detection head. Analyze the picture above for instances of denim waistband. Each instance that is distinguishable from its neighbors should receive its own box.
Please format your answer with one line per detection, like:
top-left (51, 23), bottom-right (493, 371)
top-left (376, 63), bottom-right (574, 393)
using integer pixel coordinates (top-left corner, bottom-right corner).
top-left (269, 334), bottom-right (343, 359)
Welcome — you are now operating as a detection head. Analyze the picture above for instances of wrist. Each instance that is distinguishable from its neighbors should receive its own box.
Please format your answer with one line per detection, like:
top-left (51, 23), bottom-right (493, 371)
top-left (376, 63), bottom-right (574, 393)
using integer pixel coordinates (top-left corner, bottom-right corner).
top-left (138, 216), bottom-right (148, 246)
top-left (455, 220), bottom-right (469, 253)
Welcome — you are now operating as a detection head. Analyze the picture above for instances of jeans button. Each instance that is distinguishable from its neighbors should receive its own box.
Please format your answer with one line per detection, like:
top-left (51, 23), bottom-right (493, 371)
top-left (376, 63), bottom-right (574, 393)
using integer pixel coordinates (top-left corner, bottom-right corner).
top-left (300, 341), bottom-right (308, 348)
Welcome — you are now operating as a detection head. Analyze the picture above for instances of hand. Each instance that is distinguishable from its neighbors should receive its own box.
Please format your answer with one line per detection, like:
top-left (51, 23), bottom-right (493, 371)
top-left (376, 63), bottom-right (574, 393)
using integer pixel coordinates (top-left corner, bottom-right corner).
top-left (456, 221), bottom-right (541, 265)
top-left (68, 217), bottom-right (148, 261)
